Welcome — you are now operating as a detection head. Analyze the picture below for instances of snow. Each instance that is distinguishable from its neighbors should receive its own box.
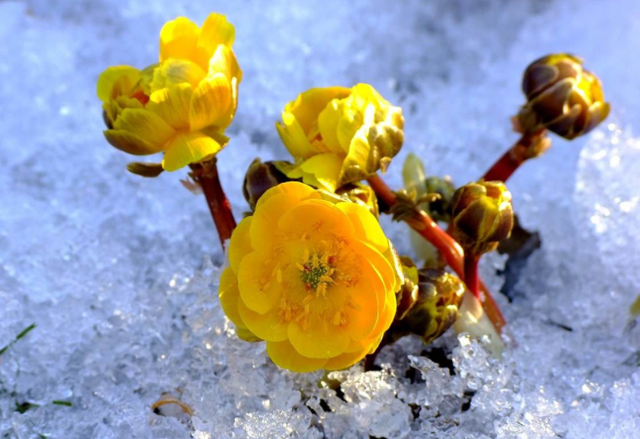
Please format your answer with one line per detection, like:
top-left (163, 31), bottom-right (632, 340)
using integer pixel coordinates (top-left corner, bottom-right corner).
top-left (1, 0), bottom-right (640, 437)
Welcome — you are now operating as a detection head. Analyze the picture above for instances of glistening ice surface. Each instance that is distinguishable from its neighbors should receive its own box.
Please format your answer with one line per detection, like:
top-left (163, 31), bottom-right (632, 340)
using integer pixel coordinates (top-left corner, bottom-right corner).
top-left (1, 0), bottom-right (640, 437)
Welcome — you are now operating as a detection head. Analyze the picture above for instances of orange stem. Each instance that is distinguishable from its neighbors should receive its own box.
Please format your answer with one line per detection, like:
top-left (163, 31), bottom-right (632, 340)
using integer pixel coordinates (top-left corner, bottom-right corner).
top-left (367, 174), bottom-right (506, 332)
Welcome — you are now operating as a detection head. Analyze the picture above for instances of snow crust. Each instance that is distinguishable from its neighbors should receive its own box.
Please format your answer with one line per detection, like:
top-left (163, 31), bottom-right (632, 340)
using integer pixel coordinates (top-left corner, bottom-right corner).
top-left (1, 0), bottom-right (640, 437)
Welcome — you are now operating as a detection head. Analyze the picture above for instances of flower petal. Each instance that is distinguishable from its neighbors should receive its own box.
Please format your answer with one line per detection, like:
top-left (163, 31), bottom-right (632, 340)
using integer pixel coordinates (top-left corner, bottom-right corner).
top-left (288, 318), bottom-right (350, 359)
top-left (146, 83), bottom-right (193, 130)
top-left (276, 112), bottom-right (317, 159)
top-left (288, 87), bottom-right (351, 134)
top-left (208, 44), bottom-right (241, 83)
top-left (112, 108), bottom-right (175, 151)
top-left (228, 216), bottom-right (253, 274)
top-left (189, 73), bottom-right (232, 131)
top-left (150, 59), bottom-right (206, 93)
top-left (162, 131), bottom-right (223, 172)
top-left (159, 16), bottom-right (200, 62)
top-left (318, 98), bottom-right (348, 154)
top-left (255, 181), bottom-right (319, 211)
top-left (103, 130), bottom-right (164, 155)
top-left (284, 153), bottom-right (343, 192)
top-left (97, 66), bottom-right (141, 102)
top-left (337, 202), bottom-right (389, 253)
top-left (219, 267), bottom-right (246, 329)
top-left (237, 299), bottom-right (288, 342)
top-left (324, 343), bottom-right (369, 371)
top-left (197, 13), bottom-right (235, 52)
top-left (339, 276), bottom-right (379, 341)
top-left (278, 199), bottom-right (355, 239)
top-left (267, 340), bottom-right (327, 373)
top-left (250, 193), bottom-right (299, 249)
top-left (352, 240), bottom-right (396, 294)
top-left (237, 250), bottom-right (281, 314)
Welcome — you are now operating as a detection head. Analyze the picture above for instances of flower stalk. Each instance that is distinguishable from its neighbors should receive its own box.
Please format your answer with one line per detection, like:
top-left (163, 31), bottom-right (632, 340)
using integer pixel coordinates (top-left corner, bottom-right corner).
top-left (482, 129), bottom-right (549, 182)
top-left (367, 174), bottom-right (506, 332)
top-left (189, 157), bottom-right (236, 248)
top-left (463, 254), bottom-right (480, 299)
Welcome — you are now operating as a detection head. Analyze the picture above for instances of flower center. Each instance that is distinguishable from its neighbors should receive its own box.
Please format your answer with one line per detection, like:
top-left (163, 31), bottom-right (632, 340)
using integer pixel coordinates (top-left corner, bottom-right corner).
top-left (296, 250), bottom-right (335, 295)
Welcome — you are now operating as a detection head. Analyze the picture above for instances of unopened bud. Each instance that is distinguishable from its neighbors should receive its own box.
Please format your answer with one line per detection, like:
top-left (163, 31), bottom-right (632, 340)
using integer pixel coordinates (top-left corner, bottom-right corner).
top-left (402, 154), bottom-right (455, 222)
top-left (395, 269), bottom-right (466, 345)
top-left (451, 181), bottom-right (514, 256)
top-left (336, 183), bottom-right (379, 218)
top-left (518, 53), bottom-right (610, 140)
top-left (243, 159), bottom-right (291, 210)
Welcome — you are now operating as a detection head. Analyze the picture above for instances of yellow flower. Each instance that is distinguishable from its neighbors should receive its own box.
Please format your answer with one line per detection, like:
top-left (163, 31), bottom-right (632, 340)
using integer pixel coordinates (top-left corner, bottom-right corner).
top-left (97, 13), bottom-right (242, 172)
top-left (276, 84), bottom-right (404, 192)
top-left (219, 182), bottom-right (402, 372)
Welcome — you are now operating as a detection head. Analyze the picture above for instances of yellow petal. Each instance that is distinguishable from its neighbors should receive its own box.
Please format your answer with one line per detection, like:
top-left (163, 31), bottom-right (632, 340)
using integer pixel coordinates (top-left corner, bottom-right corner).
top-left (113, 108), bottom-right (175, 150)
top-left (250, 193), bottom-right (298, 249)
top-left (97, 66), bottom-right (141, 102)
top-left (150, 59), bottom-right (206, 93)
top-left (146, 83), bottom-right (193, 130)
top-left (189, 74), bottom-right (232, 131)
top-left (197, 13), bottom-right (235, 53)
top-left (219, 268), bottom-right (246, 328)
top-left (228, 216), bottom-right (253, 274)
top-left (267, 340), bottom-right (327, 373)
top-left (324, 344), bottom-right (369, 371)
top-left (288, 153), bottom-right (343, 192)
top-left (339, 276), bottom-right (379, 341)
top-left (208, 44), bottom-right (242, 83)
top-left (237, 299), bottom-right (288, 342)
top-left (162, 132), bottom-right (223, 172)
top-left (288, 87), bottom-right (351, 134)
top-left (277, 199), bottom-right (355, 239)
top-left (318, 98), bottom-right (347, 154)
top-left (237, 250), bottom-right (281, 314)
top-left (337, 202), bottom-right (389, 253)
top-left (288, 318), bottom-right (350, 359)
top-left (276, 112), bottom-right (317, 159)
top-left (352, 240), bottom-right (396, 294)
top-left (159, 17), bottom-right (200, 62)
top-left (254, 181), bottom-right (319, 211)
top-left (103, 130), bottom-right (164, 155)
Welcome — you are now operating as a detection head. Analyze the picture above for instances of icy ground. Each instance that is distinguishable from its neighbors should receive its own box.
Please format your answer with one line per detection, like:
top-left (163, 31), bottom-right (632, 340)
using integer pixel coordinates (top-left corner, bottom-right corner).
top-left (1, 0), bottom-right (640, 437)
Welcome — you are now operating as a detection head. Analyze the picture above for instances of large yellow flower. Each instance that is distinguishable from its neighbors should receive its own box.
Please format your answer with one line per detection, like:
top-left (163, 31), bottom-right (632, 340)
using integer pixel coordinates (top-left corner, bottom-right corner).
top-left (219, 182), bottom-right (402, 372)
top-left (97, 13), bottom-right (242, 172)
top-left (276, 84), bottom-right (404, 192)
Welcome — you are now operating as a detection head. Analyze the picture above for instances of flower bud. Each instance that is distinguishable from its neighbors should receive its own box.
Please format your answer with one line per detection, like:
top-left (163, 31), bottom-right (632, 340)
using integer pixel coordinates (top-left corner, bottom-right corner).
top-left (276, 84), bottom-right (404, 192)
top-left (392, 268), bottom-right (466, 345)
top-left (335, 183), bottom-right (380, 218)
top-left (518, 53), bottom-right (610, 140)
top-left (243, 159), bottom-right (291, 210)
top-left (451, 181), bottom-right (514, 256)
top-left (402, 154), bottom-right (455, 222)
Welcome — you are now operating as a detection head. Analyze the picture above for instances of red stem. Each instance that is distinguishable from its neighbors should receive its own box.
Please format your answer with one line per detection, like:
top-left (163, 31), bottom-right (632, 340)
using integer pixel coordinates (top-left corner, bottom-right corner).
top-left (189, 158), bottom-right (236, 248)
top-left (464, 254), bottom-right (480, 299)
top-left (367, 174), bottom-right (506, 332)
top-left (482, 130), bottom-right (548, 182)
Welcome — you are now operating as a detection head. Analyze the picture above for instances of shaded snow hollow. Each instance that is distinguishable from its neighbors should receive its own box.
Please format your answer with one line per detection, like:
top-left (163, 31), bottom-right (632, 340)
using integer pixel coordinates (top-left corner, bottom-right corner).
top-left (1, 0), bottom-right (640, 437)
